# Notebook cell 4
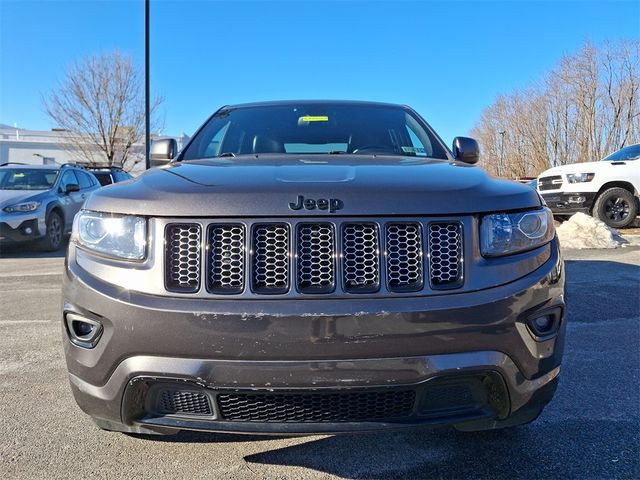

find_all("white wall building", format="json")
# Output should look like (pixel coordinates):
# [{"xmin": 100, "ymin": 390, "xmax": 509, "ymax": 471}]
[{"xmin": 0, "ymin": 124, "xmax": 188, "ymax": 173}]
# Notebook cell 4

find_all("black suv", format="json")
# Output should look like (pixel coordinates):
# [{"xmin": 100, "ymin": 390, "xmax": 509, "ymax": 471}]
[
  {"xmin": 62, "ymin": 101, "xmax": 565, "ymax": 435},
  {"xmin": 86, "ymin": 166, "xmax": 132, "ymax": 186}
]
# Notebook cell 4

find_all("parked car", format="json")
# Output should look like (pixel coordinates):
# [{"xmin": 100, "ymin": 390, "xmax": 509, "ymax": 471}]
[
  {"xmin": 63, "ymin": 100, "xmax": 564, "ymax": 436},
  {"xmin": 86, "ymin": 166, "xmax": 132, "ymax": 186},
  {"xmin": 0, "ymin": 163, "xmax": 101, "ymax": 250},
  {"xmin": 537, "ymin": 143, "xmax": 640, "ymax": 227}
]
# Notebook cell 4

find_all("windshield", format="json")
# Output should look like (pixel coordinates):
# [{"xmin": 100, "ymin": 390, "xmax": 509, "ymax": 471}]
[
  {"xmin": 181, "ymin": 103, "xmax": 449, "ymax": 160},
  {"xmin": 0, "ymin": 168, "xmax": 59, "ymax": 190},
  {"xmin": 603, "ymin": 144, "xmax": 640, "ymax": 161}
]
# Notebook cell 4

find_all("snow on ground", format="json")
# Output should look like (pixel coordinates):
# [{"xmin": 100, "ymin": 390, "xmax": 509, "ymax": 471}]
[{"xmin": 556, "ymin": 212, "xmax": 628, "ymax": 249}]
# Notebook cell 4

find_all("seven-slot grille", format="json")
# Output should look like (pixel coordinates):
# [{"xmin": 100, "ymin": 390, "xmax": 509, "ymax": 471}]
[{"xmin": 164, "ymin": 220, "xmax": 463, "ymax": 295}]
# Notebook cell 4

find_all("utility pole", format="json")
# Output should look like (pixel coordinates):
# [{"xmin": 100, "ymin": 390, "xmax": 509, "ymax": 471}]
[
  {"xmin": 498, "ymin": 130, "xmax": 506, "ymax": 177},
  {"xmin": 144, "ymin": 0, "xmax": 151, "ymax": 169}
]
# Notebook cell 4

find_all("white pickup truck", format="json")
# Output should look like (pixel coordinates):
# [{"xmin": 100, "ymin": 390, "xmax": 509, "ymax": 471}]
[{"xmin": 537, "ymin": 143, "xmax": 640, "ymax": 228}]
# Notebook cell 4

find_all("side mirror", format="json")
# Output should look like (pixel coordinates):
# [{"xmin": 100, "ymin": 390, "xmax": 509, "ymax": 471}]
[
  {"xmin": 150, "ymin": 138, "xmax": 178, "ymax": 167},
  {"xmin": 452, "ymin": 137, "xmax": 480, "ymax": 164},
  {"xmin": 65, "ymin": 183, "xmax": 80, "ymax": 194}
]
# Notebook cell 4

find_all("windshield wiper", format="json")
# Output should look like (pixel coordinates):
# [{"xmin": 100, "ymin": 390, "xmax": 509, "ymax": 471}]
[
  {"xmin": 217, "ymin": 152, "xmax": 236, "ymax": 158},
  {"xmin": 328, "ymin": 150, "xmax": 347, "ymax": 155}
]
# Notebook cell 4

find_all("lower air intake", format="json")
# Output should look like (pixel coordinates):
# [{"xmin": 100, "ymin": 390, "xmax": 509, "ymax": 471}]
[
  {"xmin": 157, "ymin": 389, "xmax": 212, "ymax": 416},
  {"xmin": 217, "ymin": 389, "xmax": 416, "ymax": 423}
]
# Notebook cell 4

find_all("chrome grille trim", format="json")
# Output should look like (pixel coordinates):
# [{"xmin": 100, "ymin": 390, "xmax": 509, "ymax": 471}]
[
  {"xmin": 165, "ymin": 223, "xmax": 201, "ymax": 292},
  {"xmin": 251, "ymin": 224, "xmax": 290, "ymax": 294},
  {"xmin": 342, "ymin": 223, "xmax": 380, "ymax": 293},
  {"xmin": 206, "ymin": 224, "xmax": 245, "ymax": 294},
  {"xmin": 428, "ymin": 222, "xmax": 463, "ymax": 289},
  {"xmin": 385, "ymin": 223, "xmax": 423, "ymax": 292},
  {"xmin": 297, "ymin": 223, "xmax": 336, "ymax": 294}
]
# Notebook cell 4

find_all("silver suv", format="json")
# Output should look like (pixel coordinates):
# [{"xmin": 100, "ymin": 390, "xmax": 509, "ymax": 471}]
[{"xmin": 0, "ymin": 163, "xmax": 101, "ymax": 251}]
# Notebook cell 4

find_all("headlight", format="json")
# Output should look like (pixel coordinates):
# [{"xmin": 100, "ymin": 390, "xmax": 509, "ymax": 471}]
[
  {"xmin": 480, "ymin": 208, "xmax": 554, "ymax": 257},
  {"xmin": 566, "ymin": 172, "xmax": 594, "ymax": 183},
  {"xmin": 76, "ymin": 211, "xmax": 146, "ymax": 260},
  {"xmin": 3, "ymin": 201, "xmax": 41, "ymax": 213}
]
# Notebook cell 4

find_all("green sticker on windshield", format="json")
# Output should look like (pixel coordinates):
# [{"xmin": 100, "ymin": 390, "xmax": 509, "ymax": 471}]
[{"xmin": 298, "ymin": 115, "xmax": 329, "ymax": 125}]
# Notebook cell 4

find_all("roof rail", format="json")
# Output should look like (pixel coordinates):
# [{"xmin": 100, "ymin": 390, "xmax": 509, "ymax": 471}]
[
  {"xmin": 0, "ymin": 162, "xmax": 28, "ymax": 167},
  {"xmin": 59, "ymin": 162, "xmax": 87, "ymax": 170},
  {"xmin": 85, "ymin": 164, "xmax": 124, "ymax": 170}
]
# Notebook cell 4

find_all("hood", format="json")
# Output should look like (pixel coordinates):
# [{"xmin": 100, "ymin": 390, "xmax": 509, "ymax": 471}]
[
  {"xmin": 84, "ymin": 155, "xmax": 541, "ymax": 217},
  {"xmin": 539, "ymin": 161, "xmax": 602, "ymax": 177},
  {"xmin": 0, "ymin": 190, "xmax": 47, "ymax": 210}
]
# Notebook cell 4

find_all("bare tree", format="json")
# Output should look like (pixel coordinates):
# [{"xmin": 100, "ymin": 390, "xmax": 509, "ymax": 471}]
[
  {"xmin": 43, "ymin": 51, "xmax": 163, "ymax": 171},
  {"xmin": 471, "ymin": 40, "xmax": 640, "ymax": 178}
]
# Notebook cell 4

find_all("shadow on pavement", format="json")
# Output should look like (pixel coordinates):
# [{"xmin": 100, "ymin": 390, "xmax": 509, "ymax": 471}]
[
  {"xmin": 0, "ymin": 237, "xmax": 68, "ymax": 259},
  {"xmin": 242, "ymin": 419, "xmax": 638, "ymax": 479}
]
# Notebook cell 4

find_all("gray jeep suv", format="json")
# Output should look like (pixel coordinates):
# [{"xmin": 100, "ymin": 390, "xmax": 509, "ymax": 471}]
[
  {"xmin": 62, "ymin": 101, "xmax": 565, "ymax": 435},
  {"xmin": 0, "ymin": 163, "xmax": 100, "ymax": 251}
]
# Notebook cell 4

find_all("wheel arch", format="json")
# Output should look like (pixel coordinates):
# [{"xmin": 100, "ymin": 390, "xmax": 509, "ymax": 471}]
[
  {"xmin": 45, "ymin": 201, "xmax": 65, "ymax": 226},
  {"xmin": 593, "ymin": 181, "xmax": 639, "ymax": 212}
]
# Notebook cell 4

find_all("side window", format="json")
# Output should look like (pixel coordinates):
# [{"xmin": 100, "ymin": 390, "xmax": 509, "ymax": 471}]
[
  {"xmin": 59, "ymin": 170, "xmax": 79, "ymax": 191},
  {"xmin": 204, "ymin": 121, "xmax": 231, "ymax": 157},
  {"xmin": 404, "ymin": 125, "xmax": 429, "ymax": 157},
  {"xmin": 76, "ymin": 171, "xmax": 94, "ymax": 189}
]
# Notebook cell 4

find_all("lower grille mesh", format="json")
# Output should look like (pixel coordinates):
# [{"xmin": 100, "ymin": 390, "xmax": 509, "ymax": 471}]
[
  {"xmin": 158, "ymin": 390, "xmax": 212, "ymax": 416},
  {"xmin": 217, "ymin": 390, "xmax": 416, "ymax": 423}
]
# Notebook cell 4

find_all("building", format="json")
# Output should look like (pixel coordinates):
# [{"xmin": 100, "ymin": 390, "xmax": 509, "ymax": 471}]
[{"xmin": 0, "ymin": 124, "xmax": 188, "ymax": 173}]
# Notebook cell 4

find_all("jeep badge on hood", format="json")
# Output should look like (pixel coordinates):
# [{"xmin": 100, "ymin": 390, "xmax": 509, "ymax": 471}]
[{"xmin": 289, "ymin": 195, "xmax": 344, "ymax": 213}]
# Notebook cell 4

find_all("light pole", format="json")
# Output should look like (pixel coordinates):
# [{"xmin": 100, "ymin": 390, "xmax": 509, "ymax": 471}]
[
  {"xmin": 144, "ymin": 0, "xmax": 151, "ymax": 170},
  {"xmin": 498, "ymin": 130, "xmax": 506, "ymax": 177}
]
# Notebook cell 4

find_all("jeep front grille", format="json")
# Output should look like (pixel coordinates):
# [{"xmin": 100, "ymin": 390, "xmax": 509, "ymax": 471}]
[
  {"xmin": 164, "ymin": 219, "xmax": 464, "ymax": 296},
  {"xmin": 207, "ymin": 224, "xmax": 245, "ymax": 294},
  {"xmin": 251, "ymin": 224, "xmax": 290, "ymax": 294},
  {"xmin": 342, "ymin": 223, "xmax": 380, "ymax": 293},
  {"xmin": 165, "ymin": 224, "xmax": 201, "ymax": 292},
  {"xmin": 297, "ymin": 223, "xmax": 335, "ymax": 293},
  {"xmin": 386, "ymin": 223, "xmax": 423, "ymax": 292},
  {"xmin": 428, "ymin": 223, "xmax": 463, "ymax": 288}
]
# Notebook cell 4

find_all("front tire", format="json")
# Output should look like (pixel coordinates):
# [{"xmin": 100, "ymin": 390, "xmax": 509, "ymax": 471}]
[
  {"xmin": 38, "ymin": 211, "xmax": 63, "ymax": 251},
  {"xmin": 593, "ymin": 187, "xmax": 637, "ymax": 228}
]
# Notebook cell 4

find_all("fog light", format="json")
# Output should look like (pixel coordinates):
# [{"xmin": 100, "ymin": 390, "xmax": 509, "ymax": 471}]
[
  {"xmin": 65, "ymin": 312, "xmax": 103, "ymax": 348},
  {"xmin": 533, "ymin": 315, "xmax": 553, "ymax": 332},
  {"xmin": 526, "ymin": 307, "xmax": 562, "ymax": 338},
  {"xmin": 24, "ymin": 227, "xmax": 33, "ymax": 235},
  {"xmin": 568, "ymin": 196, "xmax": 586, "ymax": 204}
]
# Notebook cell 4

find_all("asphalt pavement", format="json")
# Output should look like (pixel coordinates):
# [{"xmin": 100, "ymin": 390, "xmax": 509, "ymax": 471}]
[{"xmin": 1, "ymin": 243, "xmax": 639, "ymax": 479}]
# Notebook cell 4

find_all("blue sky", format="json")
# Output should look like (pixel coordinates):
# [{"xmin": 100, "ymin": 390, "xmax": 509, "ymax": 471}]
[{"xmin": 1, "ymin": 0, "xmax": 638, "ymax": 145}]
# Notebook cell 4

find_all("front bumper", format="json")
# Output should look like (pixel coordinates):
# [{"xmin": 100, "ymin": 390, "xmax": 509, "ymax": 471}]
[
  {"xmin": 541, "ymin": 192, "xmax": 596, "ymax": 215},
  {"xmin": 62, "ymin": 238, "xmax": 565, "ymax": 434},
  {"xmin": 0, "ymin": 218, "xmax": 43, "ymax": 242}
]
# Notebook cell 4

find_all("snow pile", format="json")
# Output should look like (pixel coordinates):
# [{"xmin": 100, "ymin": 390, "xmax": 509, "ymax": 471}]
[{"xmin": 556, "ymin": 212, "xmax": 628, "ymax": 249}]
